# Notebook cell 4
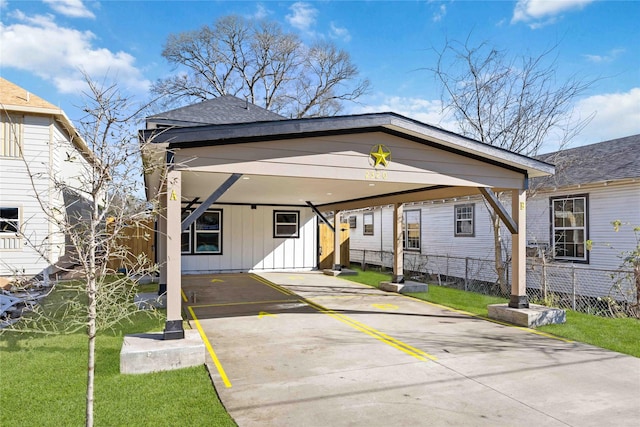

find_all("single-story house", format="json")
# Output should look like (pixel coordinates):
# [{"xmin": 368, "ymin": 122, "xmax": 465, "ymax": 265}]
[
  {"xmin": 141, "ymin": 96, "xmax": 554, "ymax": 339},
  {"xmin": 0, "ymin": 78, "xmax": 93, "ymax": 278}
]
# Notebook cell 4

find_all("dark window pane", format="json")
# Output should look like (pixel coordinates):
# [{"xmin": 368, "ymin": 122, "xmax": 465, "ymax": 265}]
[
  {"xmin": 276, "ymin": 224, "xmax": 298, "ymax": 237},
  {"xmin": 195, "ymin": 233, "xmax": 219, "ymax": 253},
  {"xmin": 181, "ymin": 232, "xmax": 190, "ymax": 253},
  {"xmin": 276, "ymin": 213, "xmax": 297, "ymax": 224},
  {"xmin": 0, "ymin": 207, "xmax": 19, "ymax": 233},
  {"xmin": 196, "ymin": 212, "xmax": 219, "ymax": 230}
]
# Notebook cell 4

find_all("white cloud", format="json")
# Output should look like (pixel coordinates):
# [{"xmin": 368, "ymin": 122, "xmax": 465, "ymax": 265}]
[
  {"xmin": 43, "ymin": 0, "xmax": 95, "ymax": 19},
  {"xmin": 0, "ymin": 12, "xmax": 149, "ymax": 95},
  {"xmin": 329, "ymin": 22, "xmax": 351, "ymax": 42},
  {"xmin": 433, "ymin": 4, "xmax": 447, "ymax": 22},
  {"xmin": 249, "ymin": 3, "xmax": 270, "ymax": 21},
  {"xmin": 512, "ymin": 0, "xmax": 594, "ymax": 28},
  {"xmin": 583, "ymin": 48, "xmax": 625, "ymax": 64},
  {"xmin": 350, "ymin": 95, "xmax": 456, "ymax": 131},
  {"xmin": 573, "ymin": 88, "xmax": 640, "ymax": 144},
  {"xmin": 286, "ymin": 2, "xmax": 318, "ymax": 32}
]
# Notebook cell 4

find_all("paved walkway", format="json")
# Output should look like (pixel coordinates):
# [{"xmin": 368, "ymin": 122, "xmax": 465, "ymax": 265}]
[{"xmin": 182, "ymin": 272, "xmax": 640, "ymax": 427}]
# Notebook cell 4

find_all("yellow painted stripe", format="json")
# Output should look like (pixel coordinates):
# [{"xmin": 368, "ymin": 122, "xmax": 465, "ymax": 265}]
[
  {"xmin": 252, "ymin": 274, "xmax": 435, "ymax": 362},
  {"xmin": 191, "ymin": 299, "xmax": 297, "ymax": 308},
  {"xmin": 303, "ymin": 298, "xmax": 436, "ymax": 361},
  {"xmin": 188, "ymin": 306, "xmax": 232, "ymax": 388},
  {"xmin": 250, "ymin": 274, "xmax": 296, "ymax": 296},
  {"xmin": 181, "ymin": 289, "xmax": 188, "ymax": 302}
]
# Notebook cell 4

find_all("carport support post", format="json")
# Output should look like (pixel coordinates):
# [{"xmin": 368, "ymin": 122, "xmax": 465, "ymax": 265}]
[
  {"xmin": 333, "ymin": 210, "xmax": 341, "ymax": 271},
  {"xmin": 392, "ymin": 203, "xmax": 404, "ymax": 283},
  {"xmin": 164, "ymin": 169, "xmax": 185, "ymax": 339},
  {"xmin": 510, "ymin": 188, "xmax": 529, "ymax": 308}
]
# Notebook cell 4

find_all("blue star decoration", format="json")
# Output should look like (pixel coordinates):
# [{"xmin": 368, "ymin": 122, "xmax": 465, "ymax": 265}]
[{"xmin": 370, "ymin": 144, "xmax": 391, "ymax": 168}]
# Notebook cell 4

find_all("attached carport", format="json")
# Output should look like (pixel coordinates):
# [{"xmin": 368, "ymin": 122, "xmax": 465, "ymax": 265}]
[{"xmin": 141, "ymin": 110, "xmax": 554, "ymax": 339}]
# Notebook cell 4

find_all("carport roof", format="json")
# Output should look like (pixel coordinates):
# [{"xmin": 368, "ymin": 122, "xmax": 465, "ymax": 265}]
[{"xmin": 142, "ymin": 111, "xmax": 555, "ymax": 178}]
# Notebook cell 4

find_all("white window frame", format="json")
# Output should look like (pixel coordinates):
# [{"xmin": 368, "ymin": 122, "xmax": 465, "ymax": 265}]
[
  {"xmin": 363, "ymin": 212, "xmax": 374, "ymax": 235},
  {"xmin": 454, "ymin": 203, "xmax": 475, "ymax": 237},
  {"xmin": 403, "ymin": 209, "xmax": 421, "ymax": 251},
  {"xmin": 273, "ymin": 211, "xmax": 300, "ymax": 238},
  {"xmin": 551, "ymin": 195, "xmax": 588, "ymax": 262}
]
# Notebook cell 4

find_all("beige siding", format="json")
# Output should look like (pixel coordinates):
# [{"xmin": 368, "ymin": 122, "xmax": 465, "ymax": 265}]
[{"xmin": 175, "ymin": 133, "xmax": 526, "ymax": 189}]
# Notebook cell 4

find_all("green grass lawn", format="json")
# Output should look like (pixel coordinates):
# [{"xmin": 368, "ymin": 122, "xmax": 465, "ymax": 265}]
[
  {"xmin": 0, "ymin": 284, "xmax": 236, "ymax": 427},
  {"xmin": 344, "ymin": 266, "xmax": 640, "ymax": 358}
]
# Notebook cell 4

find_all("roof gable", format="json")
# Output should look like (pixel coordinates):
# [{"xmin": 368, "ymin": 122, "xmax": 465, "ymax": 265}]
[
  {"xmin": 0, "ymin": 78, "xmax": 60, "ymax": 110},
  {"xmin": 146, "ymin": 95, "xmax": 286, "ymax": 128}
]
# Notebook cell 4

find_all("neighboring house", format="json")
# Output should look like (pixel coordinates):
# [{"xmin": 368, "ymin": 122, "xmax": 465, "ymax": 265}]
[
  {"xmin": 347, "ymin": 135, "xmax": 640, "ymax": 297},
  {"xmin": 0, "ymin": 78, "xmax": 92, "ymax": 278}
]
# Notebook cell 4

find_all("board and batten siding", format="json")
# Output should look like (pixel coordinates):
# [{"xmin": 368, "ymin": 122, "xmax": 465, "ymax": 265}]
[{"xmin": 181, "ymin": 205, "xmax": 317, "ymax": 274}]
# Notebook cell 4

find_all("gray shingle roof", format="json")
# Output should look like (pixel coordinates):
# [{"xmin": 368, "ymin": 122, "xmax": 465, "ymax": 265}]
[
  {"xmin": 534, "ymin": 134, "xmax": 640, "ymax": 189},
  {"xmin": 147, "ymin": 95, "xmax": 286, "ymax": 127}
]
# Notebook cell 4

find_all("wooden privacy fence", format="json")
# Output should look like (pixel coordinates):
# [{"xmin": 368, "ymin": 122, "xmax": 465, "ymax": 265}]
[
  {"xmin": 319, "ymin": 223, "xmax": 350, "ymax": 270},
  {"xmin": 106, "ymin": 220, "xmax": 155, "ymax": 272}
]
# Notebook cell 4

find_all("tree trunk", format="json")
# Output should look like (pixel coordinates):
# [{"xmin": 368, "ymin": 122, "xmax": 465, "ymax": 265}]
[{"xmin": 86, "ymin": 198, "xmax": 99, "ymax": 427}]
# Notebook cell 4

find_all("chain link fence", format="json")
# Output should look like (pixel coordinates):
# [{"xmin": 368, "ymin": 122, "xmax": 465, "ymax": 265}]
[{"xmin": 350, "ymin": 249, "xmax": 638, "ymax": 318}]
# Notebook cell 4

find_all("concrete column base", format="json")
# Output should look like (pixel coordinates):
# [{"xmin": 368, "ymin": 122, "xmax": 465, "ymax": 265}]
[
  {"xmin": 120, "ymin": 329, "xmax": 204, "ymax": 374},
  {"xmin": 379, "ymin": 281, "xmax": 428, "ymax": 294},
  {"xmin": 488, "ymin": 303, "xmax": 566, "ymax": 328},
  {"xmin": 323, "ymin": 268, "xmax": 357, "ymax": 277}
]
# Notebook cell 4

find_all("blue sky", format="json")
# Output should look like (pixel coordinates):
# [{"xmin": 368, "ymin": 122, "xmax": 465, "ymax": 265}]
[{"xmin": 1, "ymin": 0, "xmax": 638, "ymax": 151}]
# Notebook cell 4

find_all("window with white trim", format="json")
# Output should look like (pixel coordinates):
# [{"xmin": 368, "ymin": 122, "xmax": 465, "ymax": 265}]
[
  {"xmin": 403, "ymin": 209, "xmax": 421, "ymax": 251},
  {"xmin": 454, "ymin": 203, "xmax": 475, "ymax": 237},
  {"xmin": 274, "ymin": 211, "xmax": 299, "ymax": 238},
  {"xmin": 363, "ymin": 212, "xmax": 374, "ymax": 235},
  {"xmin": 194, "ymin": 211, "xmax": 222, "ymax": 253},
  {"xmin": 0, "ymin": 113, "xmax": 23, "ymax": 158},
  {"xmin": 551, "ymin": 195, "xmax": 588, "ymax": 262}
]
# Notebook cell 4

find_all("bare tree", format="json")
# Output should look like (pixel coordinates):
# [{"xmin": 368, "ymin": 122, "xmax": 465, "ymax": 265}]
[
  {"xmin": 429, "ymin": 38, "xmax": 593, "ymax": 294},
  {"xmin": 153, "ymin": 15, "xmax": 370, "ymax": 118},
  {"xmin": 1, "ymin": 74, "xmax": 160, "ymax": 427}
]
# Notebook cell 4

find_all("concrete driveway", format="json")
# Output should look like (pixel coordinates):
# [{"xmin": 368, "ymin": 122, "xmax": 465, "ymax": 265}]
[{"xmin": 182, "ymin": 272, "xmax": 640, "ymax": 427}]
